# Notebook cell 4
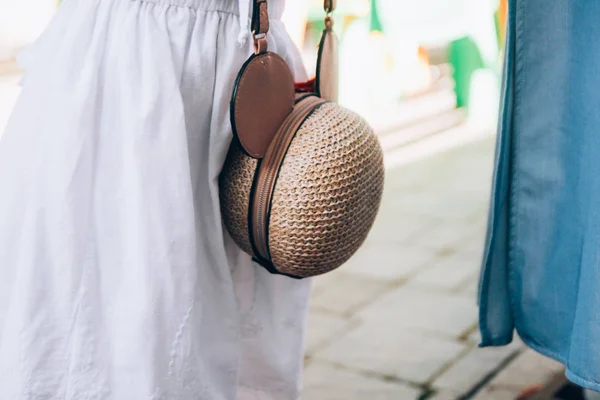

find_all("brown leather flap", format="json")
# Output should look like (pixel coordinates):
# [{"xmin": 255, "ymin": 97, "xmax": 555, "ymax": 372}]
[{"xmin": 230, "ymin": 52, "xmax": 295, "ymax": 159}]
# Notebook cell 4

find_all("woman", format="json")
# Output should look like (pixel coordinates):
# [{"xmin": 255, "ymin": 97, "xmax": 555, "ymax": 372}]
[
  {"xmin": 480, "ymin": 0, "xmax": 600, "ymax": 395},
  {"xmin": 0, "ymin": 0, "xmax": 311, "ymax": 398}
]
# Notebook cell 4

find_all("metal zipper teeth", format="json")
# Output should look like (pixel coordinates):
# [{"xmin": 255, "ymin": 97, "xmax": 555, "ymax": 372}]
[{"xmin": 252, "ymin": 97, "xmax": 325, "ymax": 261}]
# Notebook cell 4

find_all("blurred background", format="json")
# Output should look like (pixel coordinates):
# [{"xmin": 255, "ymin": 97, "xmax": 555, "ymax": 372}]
[{"xmin": 0, "ymin": 0, "xmax": 573, "ymax": 399}]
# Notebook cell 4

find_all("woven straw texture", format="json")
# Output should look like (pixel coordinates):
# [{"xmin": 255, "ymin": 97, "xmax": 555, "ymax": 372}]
[
  {"xmin": 219, "ymin": 140, "xmax": 257, "ymax": 256},
  {"xmin": 219, "ymin": 101, "xmax": 384, "ymax": 277}
]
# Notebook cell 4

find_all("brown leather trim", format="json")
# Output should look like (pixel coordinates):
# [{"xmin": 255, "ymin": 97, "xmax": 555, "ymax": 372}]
[
  {"xmin": 250, "ymin": 96, "xmax": 325, "ymax": 262},
  {"xmin": 294, "ymin": 92, "xmax": 316, "ymax": 104},
  {"xmin": 251, "ymin": 256, "xmax": 304, "ymax": 279},
  {"xmin": 254, "ymin": 37, "xmax": 268, "ymax": 54},
  {"xmin": 247, "ymin": 158, "xmax": 262, "ymax": 259}
]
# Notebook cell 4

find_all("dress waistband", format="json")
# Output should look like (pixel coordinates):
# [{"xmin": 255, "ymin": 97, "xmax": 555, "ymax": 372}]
[
  {"xmin": 135, "ymin": 0, "xmax": 284, "ymax": 18},
  {"xmin": 135, "ymin": 0, "xmax": 284, "ymax": 45}
]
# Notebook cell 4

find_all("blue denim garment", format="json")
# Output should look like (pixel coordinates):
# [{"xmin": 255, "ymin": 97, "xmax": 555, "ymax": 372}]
[{"xmin": 479, "ymin": 0, "xmax": 600, "ymax": 391}]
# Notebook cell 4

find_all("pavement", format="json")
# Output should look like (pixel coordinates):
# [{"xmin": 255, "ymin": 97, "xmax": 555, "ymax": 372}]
[
  {"xmin": 0, "ymin": 72, "xmax": 567, "ymax": 399},
  {"xmin": 303, "ymin": 135, "xmax": 565, "ymax": 399}
]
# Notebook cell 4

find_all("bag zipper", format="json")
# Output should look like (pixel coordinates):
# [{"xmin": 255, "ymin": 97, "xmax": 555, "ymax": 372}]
[{"xmin": 251, "ymin": 96, "xmax": 325, "ymax": 261}]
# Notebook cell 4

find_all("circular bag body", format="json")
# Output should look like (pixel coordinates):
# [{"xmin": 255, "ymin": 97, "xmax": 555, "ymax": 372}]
[{"xmin": 219, "ymin": 98, "xmax": 384, "ymax": 278}]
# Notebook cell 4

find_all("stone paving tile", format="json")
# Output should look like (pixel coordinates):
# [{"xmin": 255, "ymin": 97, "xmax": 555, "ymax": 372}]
[
  {"xmin": 314, "ymin": 321, "xmax": 468, "ymax": 384},
  {"xmin": 342, "ymin": 242, "xmax": 438, "ymax": 281},
  {"xmin": 407, "ymin": 221, "xmax": 473, "ymax": 253},
  {"xmin": 584, "ymin": 390, "xmax": 600, "ymax": 400},
  {"xmin": 458, "ymin": 227, "xmax": 487, "ymax": 255},
  {"xmin": 365, "ymin": 205, "xmax": 435, "ymax": 245},
  {"xmin": 445, "ymin": 138, "xmax": 496, "ymax": 168},
  {"xmin": 380, "ymin": 192, "xmax": 478, "ymax": 224},
  {"xmin": 457, "ymin": 276, "xmax": 480, "ymax": 300},
  {"xmin": 303, "ymin": 361, "xmax": 420, "ymax": 400},
  {"xmin": 463, "ymin": 216, "xmax": 488, "ymax": 240},
  {"xmin": 436, "ymin": 168, "xmax": 493, "ymax": 196},
  {"xmin": 384, "ymin": 167, "xmax": 431, "ymax": 192},
  {"xmin": 304, "ymin": 137, "xmax": 564, "ymax": 398},
  {"xmin": 468, "ymin": 327, "xmax": 482, "ymax": 344},
  {"xmin": 411, "ymin": 250, "xmax": 482, "ymax": 292},
  {"xmin": 310, "ymin": 272, "xmax": 389, "ymax": 316},
  {"xmin": 432, "ymin": 339, "xmax": 524, "ymax": 395},
  {"xmin": 471, "ymin": 387, "xmax": 520, "ymax": 400},
  {"xmin": 428, "ymin": 391, "xmax": 462, "ymax": 400},
  {"xmin": 428, "ymin": 199, "xmax": 486, "ymax": 223},
  {"xmin": 311, "ymin": 268, "xmax": 345, "ymax": 295},
  {"xmin": 381, "ymin": 167, "xmax": 491, "ymax": 227},
  {"xmin": 305, "ymin": 310, "xmax": 355, "ymax": 354},
  {"xmin": 357, "ymin": 286, "xmax": 478, "ymax": 337},
  {"xmin": 488, "ymin": 349, "xmax": 564, "ymax": 390},
  {"xmin": 384, "ymin": 159, "xmax": 448, "ymax": 192}
]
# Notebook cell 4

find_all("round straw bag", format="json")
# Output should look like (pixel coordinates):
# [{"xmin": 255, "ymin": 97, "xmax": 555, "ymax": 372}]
[{"xmin": 219, "ymin": 0, "xmax": 384, "ymax": 278}]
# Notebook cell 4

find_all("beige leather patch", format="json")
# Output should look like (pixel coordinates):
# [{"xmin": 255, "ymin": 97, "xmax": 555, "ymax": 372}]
[
  {"xmin": 316, "ymin": 29, "xmax": 339, "ymax": 103},
  {"xmin": 231, "ymin": 52, "xmax": 295, "ymax": 159}
]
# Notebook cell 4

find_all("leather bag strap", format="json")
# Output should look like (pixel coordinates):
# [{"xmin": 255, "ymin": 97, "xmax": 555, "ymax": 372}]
[
  {"xmin": 251, "ymin": 0, "xmax": 336, "ymax": 53},
  {"xmin": 324, "ymin": 0, "xmax": 336, "ymax": 30},
  {"xmin": 252, "ymin": 0, "xmax": 269, "ymax": 36},
  {"xmin": 252, "ymin": 0, "xmax": 336, "ymax": 34},
  {"xmin": 324, "ymin": 0, "xmax": 336, "ymax": 13},
  {"xmin": 252, "ymin": 0, "xmax": 269, "ymax": 53}
]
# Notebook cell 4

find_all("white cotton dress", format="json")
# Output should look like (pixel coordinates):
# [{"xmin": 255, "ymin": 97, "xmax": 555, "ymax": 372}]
[{"xmin": 0, "ymin": 0, "xmax": 312, "ymax": 399}]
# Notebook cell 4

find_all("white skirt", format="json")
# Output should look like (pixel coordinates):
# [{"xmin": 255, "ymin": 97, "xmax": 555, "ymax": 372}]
[{"xmin": 0, "ymin": 0, "xmax": 311, "ymax": 399}]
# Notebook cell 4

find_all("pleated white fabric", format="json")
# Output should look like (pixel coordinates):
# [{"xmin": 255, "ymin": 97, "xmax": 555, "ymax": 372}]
[{"xmin": 0, "ymin": 0, "xmax": 312, "ymax": 399}]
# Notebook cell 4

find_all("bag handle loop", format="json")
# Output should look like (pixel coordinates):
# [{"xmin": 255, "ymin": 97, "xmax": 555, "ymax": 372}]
[
  {"xmin": 324, "ymin": 0, "xmax": 336, "ymax": 29},
  {"xmin": 251, "ymin": 0, "xmax": 269, "ymax": 54}
]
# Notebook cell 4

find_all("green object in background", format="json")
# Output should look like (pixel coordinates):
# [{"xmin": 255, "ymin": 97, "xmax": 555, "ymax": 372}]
[
  {"xmin": 448, "ymin": 36, "xmax": 485, "ymax": 108},
  {"xmin": 369, "ymin": 0, "xmax": 383, "ymax": 33}
]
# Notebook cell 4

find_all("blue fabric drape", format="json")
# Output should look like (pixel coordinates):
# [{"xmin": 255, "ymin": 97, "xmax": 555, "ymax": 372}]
[{"xmin": 479, "ymin": 0, "xmax": 600, "ymax": 391}]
